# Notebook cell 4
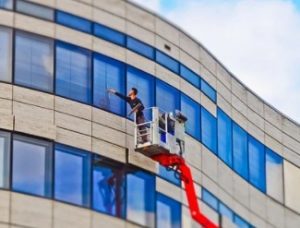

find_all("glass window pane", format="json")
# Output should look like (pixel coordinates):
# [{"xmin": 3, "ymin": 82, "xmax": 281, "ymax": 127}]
[
  {"xmin": 158, "ymin": 165, "xmax": 181, "ymax": 186},
  {"xmin": 202, "ymin": 189, "xmax": 218, "ymax": 211},
  {"xmin": 201, "ymin": 79, "xmax": 216, "ymax": 102},
  {"xmin": 12, "ymin": 135, "xmax": 52, "ymax": 197},
  {"xmin": 93, "ymin": 54, "xmax": 125, "ymax": 116},
  {"xmin": 56, "ymin": 11, "xmax": 92, "ymax": 33},
  {"xmin": 266, "ymin": 148, "xmax": 283, "ymax": 201},
  {"xmin": 248, "ymin": 136, "xmax": 266, "ymax": 192},
  {"xmin": 217, "ymin": 109, "xmax": 232, "ymax": 166},
  {"xmin": 127, "ymin": 37, "xmax": 154, "ymax": 59},
  {"xmin": 54, "ymin": 144, "xmax": 91, "ymax": 206},
  {"xmin": 181, "ymin": 94, "xmax": 201, "ymax": 140},
  {"xmin": 156, "ymin": 50, "xmax": 179, "ymax": 74},
  {"xmin": 156, "ymin": 79, "xmax": 180, "ymax": 113},
  {"xmin": 156, "ymin": 193, "xmax": 181, "ymax": 228},
  {"xmin": 180, "ymin": 65, "xmax": 200, "ymax": 88},
  {"xmin": 234, "ymin": 215, "xmax": 251, "ymax": 228},
  {"xmin": 0, "ymin": 131, "xmax": 10, "ymax": 189},
  {"xmin": 232, "ymin": 122, "xmax": 248, "ymax": 179},
  {"xmin": 0, "ymin": 26, "xmax": 12, "ymax": 82},
  {"xmin": 219, "ymin": 203, "xmax": 233, "ymax": 221},
  {"xmin": 16, "ymin": 0, "xmax": 54, "ymax": 20},
  {"xmin": 201, "ymin": 107, "xmax": 217, "ymax": 153},
  {"xmin": 93, "ymin": 155, "xmax": 125, "ymax": 217},
  {"xmin": 56, "ymin": 42, "xmax": 92, "ymax": 103},
  {"xmin": 94, "ymin": 23, "xmax": 125, "ymax": 46},
  {"xmin": 15, "ymin": 32, "xmax": 54, "ymax": 92},
  {"xmin": 0, "ymin": 0, "xmax": 13, "ymax": 9},
  {"xmin": 126, "ymin": 171, "xmax": 155, "ymax": 227}
]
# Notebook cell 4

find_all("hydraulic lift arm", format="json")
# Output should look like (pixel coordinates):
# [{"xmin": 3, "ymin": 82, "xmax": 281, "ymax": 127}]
[{"xmin": 152, "ymin": 154, "xmax": 219, "ymax": 228}]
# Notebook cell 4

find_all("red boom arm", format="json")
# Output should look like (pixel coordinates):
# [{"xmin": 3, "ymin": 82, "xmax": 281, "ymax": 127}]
[{"xmin": 152, "ymin": 154, "xmax": 219, "ymax": 228}]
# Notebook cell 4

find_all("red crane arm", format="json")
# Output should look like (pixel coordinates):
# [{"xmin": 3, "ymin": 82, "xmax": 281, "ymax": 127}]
[{"xmin": 151, "ymin": 154, "xmax": 219, "ymax": 228}]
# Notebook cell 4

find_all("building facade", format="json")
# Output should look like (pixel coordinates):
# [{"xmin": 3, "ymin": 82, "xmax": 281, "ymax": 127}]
[{"xmin": 0, "ymin": 0, "xmax": 299, "ymax": 227}]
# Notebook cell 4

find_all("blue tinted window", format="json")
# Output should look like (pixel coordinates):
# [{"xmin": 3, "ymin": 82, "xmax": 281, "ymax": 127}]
[
  {"xmin": 93, "ymin": 54, "xmax": 125, "ymax": 115},
  {"xmin": 127, "ymin": 37, "xmax": 154, "ymax": 59},
  {"xmin": 266, "ymin": 148, "xmax": 283, "ymax": 201},
  {"xmin": 248, "ymin": 136, "xmax": 266, "ymax": 192},
  {"xmin": 232, "ymin": 123, "xmax": 248, "ymax": 179},
  {"xmin": 156, "ymin": 79, "xmax": 180, "ymax": 113},
  {"xmin": 56, "ymin": 11, "xmax": 92, "ymax": 33},
  {"xmin": 181, "ymin": 94, "xmax": 201, "ymax": 140},
  {"xmin": 94, "ymin": 23, "xmax": 125, "ymax": 46},
  {"xmin": 0, "ymin": 0, "xmax": 13, "ymax": 9},
  {"xmin": 15, "ymin": 32, "xmax": 54, "ymax": 92},
  {"xmin": 219, "ymin": 203, "xmax": 234, "ymax": 221},
  {"xmin": 158, "ymin": 165, "xmax": 181, "ymax": 186},
  {"xmin": 202, "ymin": 189, "xmax": 218, "ymax": 211},
  {"xmin": 56, "ymin": 42, "xmax": 92, "ymax": 103},
  {"xmin": 201, "ymin": 79, "xmax": 216, "ymax": 102},
  {"xmin": 127, "ymin": 66, "xmax": 155, "ymax": 119},
  {"xmin": 180, "ymin": 65, "xmax": 200, "ymax": 88},
  {"xmin": 93, "ymin": 155, "xmax": 125, "ymax": 217},
  {"xmin": 0, "ymin": 131, "xmax": 10, "ymax": 189},
  {"xmin": 201, "ymin": 107, "xmax": 217, "ymax": 153},
  {"xmin": 12, "ymin": 135, "xmax": 52, "ymax": 197},
  {"xmin": 126, "ymin": 171, "xmax": 155, "ymax": 227},
  {"xmin": 16, "ymin": 0, "xmax": 54, "ymax": 20},
  {"xmin": 0, "ymin": 27, "xmax": 12, "ymax": 82},
  {"xmin": 217, "ymin": 109, "xmax": 232, "ymax": 166},
  {"xmin": 156, "ymin": 193, "xmax": 181, "ymax": 228},
  {"xmin": 234, "ymin": 215, "xmax": 251, "ymax": 228},
  {"xmin": 55, "ymin": 144, "xmax": 91, "ymax": 207},
  {"xmin": 156, "ymin": 50, "xmax": 179, "ymax": 73}
]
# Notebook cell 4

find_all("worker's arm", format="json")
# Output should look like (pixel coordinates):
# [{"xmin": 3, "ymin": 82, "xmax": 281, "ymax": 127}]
[{"xmin": 108, "ymin": 89, "xmax": 130, "ymax": 102}]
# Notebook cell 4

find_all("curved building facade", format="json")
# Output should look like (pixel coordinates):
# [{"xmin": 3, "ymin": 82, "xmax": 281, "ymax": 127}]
[{"xmin": 0, "ymin": 0, "xmax": 299, "ymax": 227}]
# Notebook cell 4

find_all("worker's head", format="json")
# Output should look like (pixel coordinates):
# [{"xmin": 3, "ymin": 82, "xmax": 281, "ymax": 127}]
[{"xmin": 128, "ymin": 87, "xmax": 138, "ymax": 98}]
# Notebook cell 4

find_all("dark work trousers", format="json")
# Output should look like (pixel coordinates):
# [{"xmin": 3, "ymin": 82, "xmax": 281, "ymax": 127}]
[{"xmin": 136, "ymin": 114, "xmax": 147, "ymax": 143}]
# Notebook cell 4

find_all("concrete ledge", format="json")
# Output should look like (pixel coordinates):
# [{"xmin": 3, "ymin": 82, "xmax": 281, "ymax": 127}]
[
  {"xmin": 0, "ymin": 191, "xmax": 10, "ymax": 223},
  {"xmin": 92, "ymin": 211, "xmax": 126, "ymax": 228},
  {"xmin": 0, "ymin": 10, "xmax": 14, "ymax": 27},
  {"xmin": 0, "ymin": 114, "xmax": 13, "ymax": 131},
  {"xmin": 128, "ymin": 151, "xmax": 158, "ymax": 174},
  {"xmin": 156, "ymin": 177, "xmax": 182, "ymax": 202}
]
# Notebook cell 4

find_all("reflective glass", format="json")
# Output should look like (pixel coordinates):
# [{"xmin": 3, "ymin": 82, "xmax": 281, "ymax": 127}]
[
  {"xmin": 201, "ymin": 107, "xmax": 217, "ymax": 153},
  {"xmin": 126, "ymin": 171, "xmax": 155, "ymax": 227},
  {"xmin": 158, "ymin": 165, "xmax": 181, "ymax": 186},
  {"xmin": 156, "ymin": 50, "xmax": 179, "ymax": 73},
  {"xmin": 219, "ymin": 203, "xmax": 234, "ymax": 221},
  {"xmin": 0, "ymin": 0, "xmax": 13, "ymax": 9},
  {"xmin": 16, "ymin": 0, "xmax": 54, "ymax": 20},
  {"xmin": 15, "ymin": 32, "xmax": 54, "ymax": 92},
  {"xmin": 0, "ymin": 131, "xmax": 10, "ymax": 188},
  {"xmin": 55, "ymin": 144, "xmax": 91, "ymax": 206},
  {"xmin": 202, "ymin": 189, "xmax": 218, "ymax": 211},
  {"xmin": 56, "ymin": 11, "xmax": 92, "ymax": 33},
  {"xmin": 93, "ymin": 54, "xmax": 125, "ymax": 116},
  {"xmin": 181, "ymin": 94, "xmax": 201, "ymax": 140},
  {"xmin": 12, "ymin": 135, "xmax": 52, "ymax": 197},
  {"xmin": 94, "ymin": 23, "xmax": 126, "ymax": 46},
  {"xmin": 156, "ymin": 79, "xmax": 180, "ymax": 113},
  {"xmin": 127, "ymin": 37, "xmax": 154, "ymax": 59},
  {"xmin": 232, "ymin": 123, "xmax": 248, "ymax": 179},
  {"xmin": 180, "ymin": 65, "xmax": 200, "ymax": 88},
  {"xmin": 156, "ymin": 193, "xmax": 181, "ymax": 228},
  {"xmin": 266, "ymin": 148, "xmax": 283, "ymax": 201},
  {"xmin": 234, "ymin": 215, "xmax": 251, "ymax": 228},
  {"xmin": 201, "ymin": 79, "xmax": 217, "ymax": 102},
  {"xmin": 0, "ymin": 26, "xmax": 12, "ymax": 82},
  {"xmin": 217, "ymin": 109, "xmax": 232, "ymax": 166},
  {"xmin": 56, "ymin": 42, "xmax": 92, "ymax": 103},
  {"xmin": 248, "ymin": 136, "xmax": 266, "ymax": 192}
]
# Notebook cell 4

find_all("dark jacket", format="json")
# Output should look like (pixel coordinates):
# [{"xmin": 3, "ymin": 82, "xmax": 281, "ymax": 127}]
[{"xmin": 115, "ymin": 92, "xmax": 144, "ymax": 117}]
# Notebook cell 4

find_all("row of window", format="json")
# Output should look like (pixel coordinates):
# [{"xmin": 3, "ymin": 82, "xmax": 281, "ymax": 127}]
[
  {"xmin": 0, "ymin": 131, "xmax": 181, "ymax": 227},
  {"xmin": 202, "ymin": 188, "xmax": 253, "ymax": 228},
  {"xmin": 0, "ymin": 0, "xmax": 217, "ymax": 102},
  {"xmin": 0, "ymin": 27, "xmax": 285, "ymax": 203}
]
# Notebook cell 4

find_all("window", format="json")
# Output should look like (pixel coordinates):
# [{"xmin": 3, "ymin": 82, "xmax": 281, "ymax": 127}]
[
  {"xmin": 181, "ymin": 94, "xmax": 201, "ymax": 140},
  {"xmin": 201, "ymin": 79, "xmax": 217, "ymax": 102},
  {"xmin": 232, "ymin": 122, "xmax": 248, "ymax": 179},
  {"xmin": 127, "ymin": 37, "xmax": 154, "ymax": 59},
  {"xmin": 16, "ymin": 0, "xmax": 54, "ymax": 20},
  {"xmin": 127, "ymin": 66, "xmax": 155, "ymax": 119},
  {"xmin": 15, "ymin": 32, "xmax": 54, "ymax": 92},
  {"xmin": 12, "ymin": 135, "xmax": 52, "ymax": 197},
  {"xmin": 56, "ymin": 42, "xmax": 92, "ymax": 103},
  {"xmin": 0, "ymin": 0, "xmax": 13, "ymax": 9},
  {"xmin": 248, "ymin": 136, "xmax": 266, "ymax": 192},
  {"xmin": 266, "ymin": 148, "xmax": 283, "ymax": 201},
  {"xmin": 202, "ymin": 189, "xmax": 218, "ymax": 211},
  {"xmin": 201, "ymin": 107, "xmax": 217, "ymax": 153},
  {"xmin": 93, "ymin": 155, "xmax": 125, "ymax": 217},
  {"xmin": 94, "ymin": 23, "xmax": 126, "ymax": 46},
  {"xmin": 54, "ymin": 144, "xmax": 91, "ymax": 206},
  {"xmin": 180, "ymin": 65, "xmax": 200, "ymax": 88},
  {"xmin": 126, "ymin": 170, "xmax": 155, "ymax": 227},
  {"xmin": 234, "ymin": 215, "xmax": 251, "ymax": 228},
  {"xmin": 156, "ymin": 193, "xmax": 181, "ymax": 228},
  {"xmin": 0, "ymin": 131, "xmax": 10, "ymax": 189},
  {"xmin": 156, "ymin": 50, "xmax": 179, "ymax": 74},
  {"xmin": 93, "ymin": 54, "xmax": 126, "ymax": 116},
  {"xmin": 156, "ymin": 79, "xmax": 180, "ymax": 113},
  {"xmin": 219, "ymin": 203, "xmax": 233, "ymax": 221},
  {"xmin": 217, "ymin": 109, "xmax": 232, "ymax": 166},
  {"xmin": 158, "ymin": 165, "xmax": 181, "ymax": 186},
  {"xmin": 56, "ymin": 11, "xmax": 92, "ymax": 33},
  {"xmin": 0, "ymin": 26, "xmax": 12, "ymax": 82}
]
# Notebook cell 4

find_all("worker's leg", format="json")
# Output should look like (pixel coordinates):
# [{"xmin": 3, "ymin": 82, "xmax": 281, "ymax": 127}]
[{"xmin": 137, "ymin": 115, "xmax": 148, "ymax": 143}]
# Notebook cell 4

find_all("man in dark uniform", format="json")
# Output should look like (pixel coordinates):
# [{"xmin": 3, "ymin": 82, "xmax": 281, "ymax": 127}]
[{"xmin": 108, "ymin": 87, "xmax": 147, "ymax": 143}]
